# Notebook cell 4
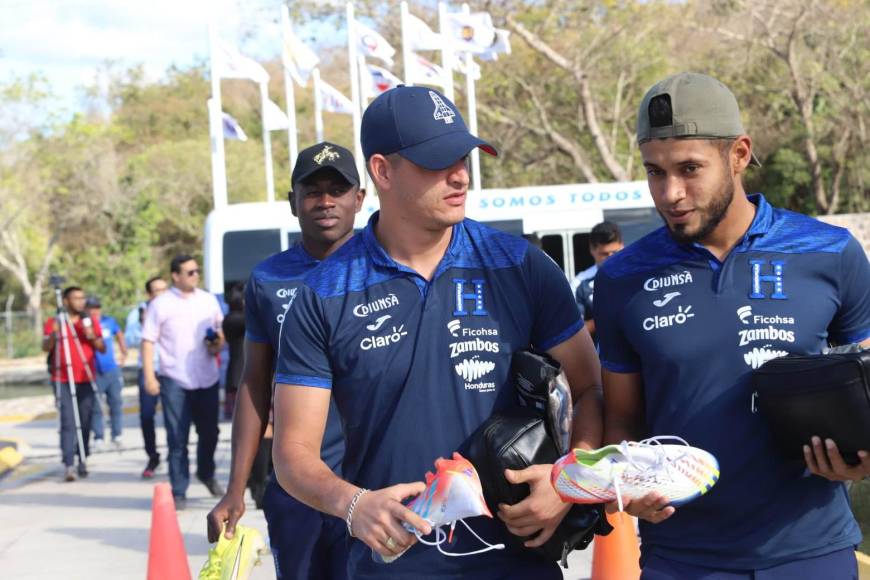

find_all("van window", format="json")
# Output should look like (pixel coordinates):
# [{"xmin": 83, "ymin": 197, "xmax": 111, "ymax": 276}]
[
  {"xmin": 541, "ymin": 234, "xmax": 565, "ymax": 270},
  {"xmin": 603, "ymin": 208, "xmax": 661, "ymax": 245},
  {"xmin": 572, "ymin": 233, "xmax": 594, "ymax": 275},
  {"xmin": 223, "ymin": 229, "xmax": 281, "ymax": 293}
]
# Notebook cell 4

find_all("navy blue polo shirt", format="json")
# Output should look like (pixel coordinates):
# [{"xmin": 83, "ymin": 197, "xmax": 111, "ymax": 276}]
[
  {"xmin": 276, "ymin": 213, "xmax": 582, "ymax": 579},
  {"xmin": 595, "ymin": 194, "xmax": 870, "ymax": 569},
  {"xmin": 245, "ymin": 245, "xmax": 345, "ymax": 472}
]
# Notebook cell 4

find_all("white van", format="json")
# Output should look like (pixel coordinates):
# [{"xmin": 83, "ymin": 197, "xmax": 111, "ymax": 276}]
[{"xmin": 203, "ymin": 181, "xmax": 660, "ymax": 295}]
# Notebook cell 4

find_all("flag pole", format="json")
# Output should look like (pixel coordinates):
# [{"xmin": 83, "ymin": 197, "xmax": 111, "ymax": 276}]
[
  {"xmin": 313, "ymin": 68, "xmax": 324, "ymax": 142},
  {"xmin": 400, "ymin": 2, "xmax": 413, "ymax": 86},
  {"xmin": 358, "ymin": 54, "xmax": 375, "ymax": 195},
  {"xmin": 437, "ymin": 1, "xmax": 455, "ymax": 101},
  {"xmin": 462, "ymin": 3, "xmax": 481, "ymax": 192},
  {"xmin": 346, "ymin": 2, "xmax": 365, "ymax": 183},
  {"xmin": 358, "ymin": 55, "xmax": 369, "ymax": 106},
  {"xmin": 281, "ymin": 5, "xmax": 299, "ymax": 174},
  {"xmin": 207, "ymin": 18, "xmax": 229, "ymax": 208},
  {"xmin": 260, "ymin": 82, "xmax": 276, "ymax": 202}
]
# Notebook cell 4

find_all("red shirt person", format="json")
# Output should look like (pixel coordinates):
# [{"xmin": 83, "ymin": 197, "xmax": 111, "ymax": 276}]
[
  {"xmin": 44, "ymin": 313, "xmax": 103, "ymax": 383},
  {"xmin": 42, "ymin": 286, "xmax": 105, "ymax": 481}
]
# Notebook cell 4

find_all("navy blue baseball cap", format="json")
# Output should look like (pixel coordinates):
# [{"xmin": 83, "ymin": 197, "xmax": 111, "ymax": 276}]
[{"xmin": 361, "ymin": 85, "xmax": 497, "ymax": 171}]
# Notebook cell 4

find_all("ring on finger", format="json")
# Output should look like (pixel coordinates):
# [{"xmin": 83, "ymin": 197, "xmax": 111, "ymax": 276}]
[{"xmin": 385, "ymin": 536, "xmax": 397, "ymax": 550}]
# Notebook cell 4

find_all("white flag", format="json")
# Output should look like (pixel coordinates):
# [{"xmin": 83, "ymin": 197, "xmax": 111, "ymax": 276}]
[
  {"xmin": 444, "ymin": 12, "xmax": 496, "ymax": 54},
  {"xmin": 354, "ymin": 21, "xmax": 396, "ymax": 67},
  {"xmin": 216, "ymin": 41, "xmax": 270, "ymax": 84},
  {"xmin": 453, "ymin": 57, "xmax": 481, "ymax": 80},
  {"xmin": 282, "ymin": 24, "xmax": 319, "ymax": 87},
  {"xmin": 263, "ymin": 98, "xmax": 290, "ymax": 131},
  {"xmin": 407, "ymin": 54, "xmax": 447, "ymax": 87},
  {"xmin": 479, "ymin": 28, "xmax": 511, "ymax": 61},
  {"xmin": 364, "ymin": 64, "xmax": 402, "ymax": 98},
  {"xmin": 320, "ymin": 81, "xmax": 354, "ymax": 115},
  {"xmin": 222, "ymin": 111, "xmax": 248, "ymax": 141},
  {"xmin": 406, "ymin": 13, "xmax": 442, "ymax": 51}
]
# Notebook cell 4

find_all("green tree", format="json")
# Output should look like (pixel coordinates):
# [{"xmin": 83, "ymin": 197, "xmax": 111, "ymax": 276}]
[{"xmin": 697, "ymin": 0, "xmax": 869, "ymax": 214}]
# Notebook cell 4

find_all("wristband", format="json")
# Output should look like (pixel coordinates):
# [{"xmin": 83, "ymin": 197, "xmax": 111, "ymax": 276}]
[{"xmin": 345, "ymin": 488, "xmax": 370, "ymax": 538}]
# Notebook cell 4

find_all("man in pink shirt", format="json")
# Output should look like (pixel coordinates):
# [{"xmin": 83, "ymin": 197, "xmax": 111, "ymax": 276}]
[{"xmin": 142, "ymin": 254, "xmax": 225, "ymax": 509}]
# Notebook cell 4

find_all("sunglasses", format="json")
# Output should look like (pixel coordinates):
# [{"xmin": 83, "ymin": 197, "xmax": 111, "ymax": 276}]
[{"xmin": 183, "ymin": 269, "xmax": 200, "ymax": 277}]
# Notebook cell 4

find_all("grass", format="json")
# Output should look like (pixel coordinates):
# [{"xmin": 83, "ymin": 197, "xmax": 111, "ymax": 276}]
[{"xmin": 851, "ymin": 479, "xmax": 870, "ymax": 554}]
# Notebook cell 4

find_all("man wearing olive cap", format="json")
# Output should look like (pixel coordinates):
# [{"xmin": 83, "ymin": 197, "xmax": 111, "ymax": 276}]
[{"xmin": 595, "ymin": 72, "xmax": 870, "ymax": 577}]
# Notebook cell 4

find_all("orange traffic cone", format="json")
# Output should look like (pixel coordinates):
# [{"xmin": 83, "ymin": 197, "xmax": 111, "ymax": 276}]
[
  {"xmin": 591, "ymin": 510, "xmax": 641, "ymax": 580},
  {"xmin": 147, "ymin": 482, "xmax": 191, "ymax": 580}
]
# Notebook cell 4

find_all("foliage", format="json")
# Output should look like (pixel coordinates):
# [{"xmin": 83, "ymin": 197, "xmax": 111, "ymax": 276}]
[
  {"xmin": 0, "ymin": 0, "xmax": 867, "ymax": 357},
  {"xmin": 851, "ymin": 479, "xmax": 870, "ymax": 554}
]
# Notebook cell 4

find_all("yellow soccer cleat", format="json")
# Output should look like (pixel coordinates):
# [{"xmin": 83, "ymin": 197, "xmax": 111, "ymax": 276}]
[{"xmin": 199, "ymin": 524, "xmax": 268, "ymax": 580}]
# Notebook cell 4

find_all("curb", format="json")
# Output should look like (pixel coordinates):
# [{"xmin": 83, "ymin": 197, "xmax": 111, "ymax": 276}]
[{"xmin": 0, "ymin": 461, "xmax": 58, "ymax": 491}]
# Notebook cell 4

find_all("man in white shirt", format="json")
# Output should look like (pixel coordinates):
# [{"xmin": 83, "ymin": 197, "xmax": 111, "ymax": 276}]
[{"xmin": 142, "ymin": 254, "xmax": 225, "ymax": 509}]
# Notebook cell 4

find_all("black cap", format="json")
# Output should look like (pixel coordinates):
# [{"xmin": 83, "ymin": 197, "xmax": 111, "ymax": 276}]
[
  {"xmin": 85, "ymin": 296, "xmax": 101, "ymax": 308},
  {"xmin": 291, "ymin": 142, "xmax": 360, "ymax": 188},
  {"xmin": 361, "ymin": 85, "xmax": 497, "ymax": 171}
]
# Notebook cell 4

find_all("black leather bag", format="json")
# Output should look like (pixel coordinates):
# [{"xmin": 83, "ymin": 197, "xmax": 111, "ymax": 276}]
[
  {"xmin": 752, "ymin": 349, "xmax": 870, "ymax": 464},
  {"xmin": 462, "ymin": 350, "xmax": 611, "ymax": 567}
]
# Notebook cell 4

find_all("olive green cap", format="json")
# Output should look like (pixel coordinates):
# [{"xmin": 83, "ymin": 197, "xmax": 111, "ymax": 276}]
[{"xmin": 637, "ymin": 72, "xmax": 760, "ymax": 166}]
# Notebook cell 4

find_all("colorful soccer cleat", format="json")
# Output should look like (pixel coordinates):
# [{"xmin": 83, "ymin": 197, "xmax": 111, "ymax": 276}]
[
  {"xmin": 551, "ymin": 436, "xmax": 719, "ymax": 512},
  {"xmin": 199, "ymin": 524, "xmax": 268, "ymax": 580},
  {"xmin": 377, "ymin": 452, "xmax": 504, "ymax": 563}
]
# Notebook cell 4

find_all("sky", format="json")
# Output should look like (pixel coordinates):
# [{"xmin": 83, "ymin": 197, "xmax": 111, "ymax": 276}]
[{"xmin": 0, "ymin": 0, "xmax": 332, "ymax": 118}]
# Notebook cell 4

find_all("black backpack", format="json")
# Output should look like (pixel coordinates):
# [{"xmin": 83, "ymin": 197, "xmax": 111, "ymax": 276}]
[{"xmin": 462, "ymin": 349, "xmax": 611, "ymax": 567}]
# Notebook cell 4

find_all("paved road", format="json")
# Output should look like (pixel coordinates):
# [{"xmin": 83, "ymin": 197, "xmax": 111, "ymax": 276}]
[
  {"xmin": 0, "ymin": 399, "xmax": 593, "ymax": 579},
  {"xmin": 0, "ymin": 410, "xmax": 273, "ymax": 579}
]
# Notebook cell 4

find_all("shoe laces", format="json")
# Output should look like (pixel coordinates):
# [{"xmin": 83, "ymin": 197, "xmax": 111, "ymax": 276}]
[
  {"xmin": 611, "ymin": 436, "xmax": 691, "ymax": 512},
  {"xmin": 411, "ymin": 519, "xmax": 505, "ymax": 558}
]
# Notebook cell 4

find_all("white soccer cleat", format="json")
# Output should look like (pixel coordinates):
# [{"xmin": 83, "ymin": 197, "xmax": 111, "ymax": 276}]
[{"xmin": 551, "ymin": 436, "xmax": 720, "ymax": 512}]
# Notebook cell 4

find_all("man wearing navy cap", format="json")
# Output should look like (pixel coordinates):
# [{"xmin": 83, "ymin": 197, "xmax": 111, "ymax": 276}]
[
  {"xmin": 596, "ymin": 72, "xmax": 869, "ymax": 577},
  {"xmin": 207, "ymin": 141, "xmax": 365, "ymax": 579},
  {"xmin": 272, "ymin": 86, "xmax": 603, "ymax": 578}
]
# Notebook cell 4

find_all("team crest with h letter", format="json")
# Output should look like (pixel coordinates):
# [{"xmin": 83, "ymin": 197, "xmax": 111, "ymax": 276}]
[
  {"xmin": 749, "ymin": 259, "xmax": 787, "ymax": 300},
  {"xmin": 453, "ymin": 278, "xmax": 488, "ymax": 316}
]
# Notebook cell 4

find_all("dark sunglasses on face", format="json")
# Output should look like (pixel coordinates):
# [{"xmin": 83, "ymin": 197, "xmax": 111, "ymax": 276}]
[{"xmin": 184, "ymin": 269, "xmax": 200, "ymax": 277}]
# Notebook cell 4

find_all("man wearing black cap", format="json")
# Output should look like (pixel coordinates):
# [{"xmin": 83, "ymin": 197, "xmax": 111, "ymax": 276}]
[
  {"xmin": 595, "ymin": 72, "xmax": 870, "ymax": 577},
  {"xmin": 207, "ymin": 142, "xmax": 365, "ymax": 579},
  {"xmin": 272, "ymin": 86, "xmax": 602, "ymax": 578}
]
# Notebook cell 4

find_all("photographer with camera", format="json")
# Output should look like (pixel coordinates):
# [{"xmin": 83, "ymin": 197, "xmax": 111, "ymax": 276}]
[
  {"xmin": 42, "ymin": 285, "xmax": 106, "ymax": 482},
  {"xmin": 141, "ymin": 255, "xmax": 225, "ymax": 509}
]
